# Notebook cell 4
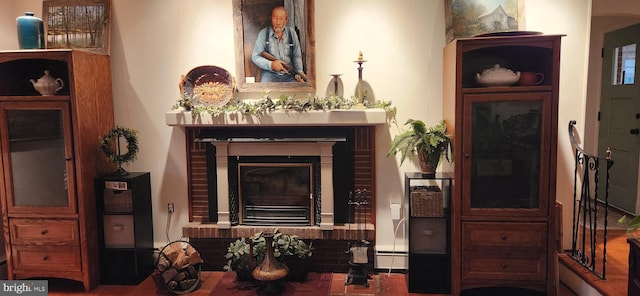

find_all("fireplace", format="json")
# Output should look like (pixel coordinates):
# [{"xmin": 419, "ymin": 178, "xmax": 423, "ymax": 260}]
[
  {"xmin": 196, "ymin": 127, "xmax": 358, "ymax": 229},
  {"xmin": 232, "ymin": 157, "xmax": 321, "ymax": 226},
  {"xmin": 167, "ymin": 110, "xmax": 383, "ymax": 272}
]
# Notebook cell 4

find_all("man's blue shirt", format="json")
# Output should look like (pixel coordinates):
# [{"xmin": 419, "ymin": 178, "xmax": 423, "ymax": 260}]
[{"xmin": 251, "ymin": 26, "xmax": 304, "ymax": 81}]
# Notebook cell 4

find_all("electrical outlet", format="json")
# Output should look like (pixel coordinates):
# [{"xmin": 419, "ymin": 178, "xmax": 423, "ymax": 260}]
[
  {"xmin": 390, "ymin": 203, "xmax": 401, "ymax": 220},
  {"xmin": 168, "ymin": 203, "xmax": 175, "ymax": 213}
]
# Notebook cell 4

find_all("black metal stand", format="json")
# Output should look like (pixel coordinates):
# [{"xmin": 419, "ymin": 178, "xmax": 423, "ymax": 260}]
[{"xmin": 345, "ymin": 189, "xmax": 370, "ymax": 288}]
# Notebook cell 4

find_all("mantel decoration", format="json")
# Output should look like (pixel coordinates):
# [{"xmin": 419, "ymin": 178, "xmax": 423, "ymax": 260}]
[
  {"xmin": 387, "ymin": 119, "xmax": 452, "ymax": 175},
  {"xmin": 99, "ymin": 125, "xmax": 139, "ymax": 176},
  {"xmin": 173, "ymin": 91, "xmax": 396, "ymax": 120},
  {"xmin": 179, "ymin": 65, "xmax": 235, "ymax": 108}
]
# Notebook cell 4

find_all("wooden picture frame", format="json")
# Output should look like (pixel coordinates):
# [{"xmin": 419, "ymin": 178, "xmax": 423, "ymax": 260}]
[
  {"xmin": 444, "ymin": 0, "xmax": 526, "ymax": 43},
  {"xmin": 42, "ymin": 0, "xmax": 111, "ymax": 55},
  {"xmin": 233, "ymin": 0, "xmax": 315, "ymax": 93}
]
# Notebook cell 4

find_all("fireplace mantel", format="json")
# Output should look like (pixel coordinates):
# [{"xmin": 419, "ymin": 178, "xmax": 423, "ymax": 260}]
[{"xmin": 165, "ymin": 108, "xmax": 387, "ymax": 127}]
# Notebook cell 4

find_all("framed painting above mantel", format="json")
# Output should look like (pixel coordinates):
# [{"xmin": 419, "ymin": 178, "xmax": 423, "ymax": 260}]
[{"xmin": 233, "ymin": 0, "xmax": 315, "ymax": 93}]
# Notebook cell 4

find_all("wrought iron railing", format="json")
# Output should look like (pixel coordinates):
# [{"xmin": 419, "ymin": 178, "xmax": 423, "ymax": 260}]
[{"xmin": 568, "ymin": 120, "xmax": 614, "ymax": 279}]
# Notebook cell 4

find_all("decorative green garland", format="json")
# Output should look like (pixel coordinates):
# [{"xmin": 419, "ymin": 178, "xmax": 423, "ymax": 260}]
[
  {"xmin": 99, "ymin": 126, "xmax": 139, "ymax": 168},
  {"xmin": 172, "ymin": 92, "xmax": 397, "ymax": 120}
]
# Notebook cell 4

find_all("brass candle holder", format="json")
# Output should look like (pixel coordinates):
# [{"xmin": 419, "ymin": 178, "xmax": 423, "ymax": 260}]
[{"xmin": 353, "ymin": 51, "xmax": 368, "ymax": 108}]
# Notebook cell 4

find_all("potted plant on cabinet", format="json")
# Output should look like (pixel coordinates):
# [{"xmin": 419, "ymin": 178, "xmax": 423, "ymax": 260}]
[{"xmin": 388, "ymin": 119, "xmax": 453, "ymax": 175}]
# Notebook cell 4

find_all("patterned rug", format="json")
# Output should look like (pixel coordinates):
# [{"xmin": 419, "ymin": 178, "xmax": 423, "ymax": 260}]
[{"xmin": 211, "ymin": 272, "xmax": 332, "ymax": 296}]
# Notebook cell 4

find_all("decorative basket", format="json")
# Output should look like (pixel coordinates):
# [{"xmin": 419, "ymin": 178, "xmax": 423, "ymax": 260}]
[
  {"xmin": 410, "ymin": 186, "xmax": 443, "ymax": 217},
  {"xmin": 180, "ymin": 65, "xmax": 235, "ymax": 107}
]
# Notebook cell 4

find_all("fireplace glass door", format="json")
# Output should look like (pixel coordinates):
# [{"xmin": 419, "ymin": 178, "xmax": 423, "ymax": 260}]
[{"xmin": 239, "ymin": 163, "xmax": 313, "ymax": 225}]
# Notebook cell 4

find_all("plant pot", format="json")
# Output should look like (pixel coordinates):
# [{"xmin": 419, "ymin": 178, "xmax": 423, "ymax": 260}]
[
  {"xmin": 283, "ymin": 256, "xmax": 309, "ymax": 282},
  {"xmin": 418, "ymin": 149, "xmax": 441, "ymax": 175},
  {"xmin": 235, "ymin": 268, "xmax": 254, "ymax": 282}
]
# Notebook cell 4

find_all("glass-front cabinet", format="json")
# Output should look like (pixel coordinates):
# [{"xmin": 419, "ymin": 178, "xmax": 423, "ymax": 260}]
[
  {"xmin": 0, "ymin": 50, "xmax": 114, "ymax": 291},
  {"xmin": 444, "ymin": 35, "xmax": 562, "ymax": 296},
  {"xmin": 0, "ymin": 102, "xmax": 76, "ymax": 214},
  {"xmin": 462, "ymin": 92, "xmax": 551, "ymax": 217}
]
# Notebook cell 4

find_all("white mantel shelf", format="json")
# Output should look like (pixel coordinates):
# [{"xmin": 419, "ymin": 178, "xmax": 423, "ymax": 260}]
[{"xmin": 165, "ymin": 108, "xmax": 388, "ymax": 127}]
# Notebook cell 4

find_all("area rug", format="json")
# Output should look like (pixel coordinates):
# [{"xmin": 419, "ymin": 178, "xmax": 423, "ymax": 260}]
[{"xmin": 211, "ymin": 272, "xmax": 332, "ymax": 296}]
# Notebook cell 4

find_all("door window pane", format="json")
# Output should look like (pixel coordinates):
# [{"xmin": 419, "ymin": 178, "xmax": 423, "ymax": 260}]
[
  {"xmin": 613, "ymin": 43, "xmax": 636, "ymax": 85},
  {"xmin": 7, "ymin": 109, "xmax": 69, "ymax": 207}
]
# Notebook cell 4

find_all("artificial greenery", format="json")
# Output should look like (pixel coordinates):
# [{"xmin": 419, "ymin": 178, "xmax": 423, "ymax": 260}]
[
  {"xmin": 173, "ymin": 92, "xmax": 396, "ymax": 120},
  {"xmin": 387, "ymin": 119, "xmax": 452, "ymax": 170},
  {"xmin": 99, "ymin": 126, "xmax": 139, "ymax": 173}
]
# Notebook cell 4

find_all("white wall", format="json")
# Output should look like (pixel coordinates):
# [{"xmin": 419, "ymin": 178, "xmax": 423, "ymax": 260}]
[
  {"xmin": 2, "ymin": 0, "xmax": 592, "ymax": 267},
  {"xmin": 524, "ymin": 0, "xmax": 592, "ymax": 250}
]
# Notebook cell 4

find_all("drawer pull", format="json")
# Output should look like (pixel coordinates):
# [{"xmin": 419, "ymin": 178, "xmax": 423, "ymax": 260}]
[
  {"xmin": 501, "ymin": 234, "xmax": 507, "ymax": 240},
  {"xmin": 501, "ymin": 263, "xmax": 507, "ymax": 269},
  {"xmin": 41, "ymin": 229, "xmax": 48, "ymax": 235},
  {"xmin": 42, "ymin": 255, "xmax": 49, "ymax": 261}
]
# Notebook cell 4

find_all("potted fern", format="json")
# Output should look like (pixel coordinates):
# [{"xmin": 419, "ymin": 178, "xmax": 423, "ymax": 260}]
[{"xmin": 388, "ymin": 119, "xmax": 452, "ymax": 175}]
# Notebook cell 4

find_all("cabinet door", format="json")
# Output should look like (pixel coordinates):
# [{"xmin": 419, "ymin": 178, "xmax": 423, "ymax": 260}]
[
  {"xmin": 462, "ymin": 92, "xmax": 551, "ymax": 217},
  {"xmin": 0, "ymin": 101, "xmax": 76, "ymax": 214}
]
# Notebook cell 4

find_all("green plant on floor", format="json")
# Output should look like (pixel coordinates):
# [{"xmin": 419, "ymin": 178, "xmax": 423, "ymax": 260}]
[
  {"xmin": 222, "ymin": 238, "xmax": 251, "ymax": 274},
  {"xmin": 222, "ymin": 228, "xmax": 314, "ymax": 281},
  {"xmin": 618, "ymin": 215, "xmax": 640, "ymax": 237}
]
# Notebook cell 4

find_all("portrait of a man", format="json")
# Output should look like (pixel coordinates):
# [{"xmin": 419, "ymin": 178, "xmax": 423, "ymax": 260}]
[
  {"xmin": 251, "ymin": 6, "xmax": 307, "ymax": 83},
  {"xmin": 233, "ymin": 0, "xmax": 315, "ymax": 92}
]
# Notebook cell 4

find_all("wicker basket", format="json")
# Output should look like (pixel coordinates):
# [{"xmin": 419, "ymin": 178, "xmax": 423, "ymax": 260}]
[{"xmin": 410, "ymin": 186, "xmax": 443, "ymax": 217}]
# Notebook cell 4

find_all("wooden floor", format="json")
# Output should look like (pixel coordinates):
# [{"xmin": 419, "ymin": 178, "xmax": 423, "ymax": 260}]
[
  {"xmin": 558, "ymin": 229, "xmax": 629, "ymax": 296},
  {"xmin": 42, "ymin": 228, "xmax": 633, "ymax": 296},
  {"xmin": 44, "ymin": 270, "xmax": 580, "ymax": 296}
]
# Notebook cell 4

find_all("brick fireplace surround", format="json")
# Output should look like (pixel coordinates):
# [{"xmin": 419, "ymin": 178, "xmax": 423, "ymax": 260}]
[{"xmin": 166, "ymin": 109, "xmax": 386, "ymax": 272}]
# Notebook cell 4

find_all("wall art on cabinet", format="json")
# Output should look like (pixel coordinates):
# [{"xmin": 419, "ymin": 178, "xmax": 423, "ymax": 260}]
[
  {"xmin": 444, "ymin": 0, "xmax": 526, "ymax": 42},
  {"xmin": 42, "ymin": 0, "xmax": 111, "ymax": 55}
]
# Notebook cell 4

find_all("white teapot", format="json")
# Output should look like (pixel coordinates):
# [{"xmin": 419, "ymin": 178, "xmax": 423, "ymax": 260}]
[
  {"xmin": 476, "ymin": 64, "xmax": 520, "ymax": 87},
  {"xmin": 30, "ymin": 70, "xmax": 64, "ymax": 96}
]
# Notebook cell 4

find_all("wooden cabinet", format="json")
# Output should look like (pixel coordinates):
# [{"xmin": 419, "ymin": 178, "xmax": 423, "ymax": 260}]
[
  {"xmin": 96, "ymin": 172, "xmax": 154, "ymax": 285},
  {"xmin": 0, "ymin": 49, "xmax": 114, "ymax": 291},
  {"xmin": 405, "ymin": 172, "xmax": 451, "ymax": 294},
  {"xmin": 443, "ymin": 35, "xmax": 562, "ymax": 295}
]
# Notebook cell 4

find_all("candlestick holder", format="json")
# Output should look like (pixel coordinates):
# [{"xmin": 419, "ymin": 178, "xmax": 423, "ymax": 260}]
[
  {"xmin": 330, "ymin": 74, "xmax": 342, "ymax": 96},
  {"xmin": 353, "ymin": 58, "xmax": 368, "ymax": 108},
  {"xmin": 353, "ymin": 59, "xmax": 367, "ymax": 81}
]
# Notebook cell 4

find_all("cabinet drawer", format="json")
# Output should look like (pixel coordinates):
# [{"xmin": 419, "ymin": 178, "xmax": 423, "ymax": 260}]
[
  {"xmin": 10, "ymin": 219, "xmax": 79, "ymax": 246},
  {"xmin": 462, "ymin": 251, "xmax": 546, "ymax": 281},
  {"xmin": 103, "ymin": 215, "xmax": 135, "ymax": 248},
  {"xmin": 12, "ymin": 246, "xmax": 81, "ymax": 272},
  {"xmin": 462, "ymin": 222, "xmax": 547, "ymax": 251}
]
